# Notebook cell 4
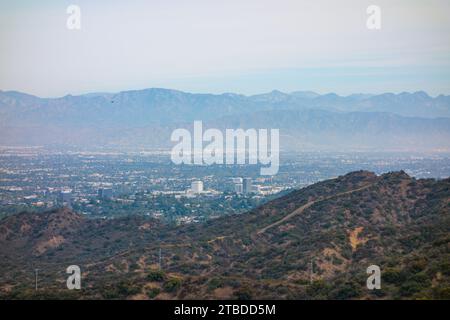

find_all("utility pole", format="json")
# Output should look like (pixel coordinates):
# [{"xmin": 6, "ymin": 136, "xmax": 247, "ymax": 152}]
[
  {"xmin": 309, "ymin": 259, "xmax": 314, "ymax": 284},
  {"xmin": 34, "ymin": 269, "xmax": 39, "ymax": 291},
  {"xmin": 158, "ymin": 247, "xmax": 162, "ymax": 270}
]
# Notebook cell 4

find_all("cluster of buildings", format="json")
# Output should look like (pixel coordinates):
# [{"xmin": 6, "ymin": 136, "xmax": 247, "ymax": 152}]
[
  {"xmin": 185, "ymin": 180, "xmax": 220, "ymax": 197},
  {"xmin": 229, "ymin": 177, "xmax": 284, "ymax": 195},
  {"xmin": 187, "ymin": 177, "xmax": 278, "ymax": 195},
  {"xmin": 56, "ymin": 187, "xmax": 114, "ymax": 207},
  {"xmin": 185, "ymin": 177, "xmax": 282, "ymax": 197},
  {"xmin": 187, "ymin": 178, "xmax": 254, "ymax": 196},
  {"xmin": 231, "ymin": 177, "xmax": 253, "ymax": 194}
]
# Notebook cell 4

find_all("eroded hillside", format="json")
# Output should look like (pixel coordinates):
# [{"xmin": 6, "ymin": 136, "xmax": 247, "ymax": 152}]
[{"xmin": 1, "ymin": 171, "xmax": 449, "ymax": 299}]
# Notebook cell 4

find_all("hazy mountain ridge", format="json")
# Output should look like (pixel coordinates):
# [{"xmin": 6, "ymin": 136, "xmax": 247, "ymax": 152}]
[
  {"xmin": 1, "ymin": 171, "xmax": 449, "ymax": 299},
  {"xmin": 2, "ymin": 89, "xmax": 449, "ymax": 122},
  {"xmin": 1, "ymin": 88, "xmax": 450, "ymax": 151}
]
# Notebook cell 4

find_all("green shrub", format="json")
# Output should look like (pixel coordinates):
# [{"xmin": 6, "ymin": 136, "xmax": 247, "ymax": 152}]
[
  {"xmin": 147, "ymin": 270, "xmax": 165, "ymax": 282},
  {"xmin": 208, "ymin": 278, "xmax": 224, "ymax": 291},
  {"xmin": 383, "ymin": 268, "xmax": 405, "ymax": 284},
  {"xmin": 399, "ymin": 281, "xmax": 424, "ymax": 297},
  {"xmin": 163, "ymin": 277, "xmax": 182, "ymax": 293},
  {"xmin": 234, "ymin": 288, "xmax": 252, "ymax": 300},
  {"xmin": 146, "ymin": 287, "xmax": 161, "ymax": 299}
]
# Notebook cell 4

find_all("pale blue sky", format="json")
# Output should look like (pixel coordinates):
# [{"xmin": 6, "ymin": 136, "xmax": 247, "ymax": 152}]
[{"xmin": 0, "ymin": 0, "xmax": 449, "ymax": 97}]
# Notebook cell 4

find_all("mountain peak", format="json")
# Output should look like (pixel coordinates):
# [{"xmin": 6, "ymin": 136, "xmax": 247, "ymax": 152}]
[
  {"xmin": 290, "ymin": 90, "xmax": 320, "ymax": 99},
  {"xmin": 413, "ymin": 91, "xmax": 431, "ymax": 99}
]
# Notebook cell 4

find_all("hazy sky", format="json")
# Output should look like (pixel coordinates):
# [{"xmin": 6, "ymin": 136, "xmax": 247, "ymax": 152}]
[{"xmin": 1, "ymin": 0, "xmax": 449, "ymax": 97}]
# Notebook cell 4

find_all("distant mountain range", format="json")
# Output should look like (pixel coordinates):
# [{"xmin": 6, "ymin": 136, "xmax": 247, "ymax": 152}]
[
  {"xmin": 1, "ymin": 88, "xmax": 450, "ymax": 151},
  {"xmin": 1, "ymin": 171, "xmax": 448, "ymax": 299}
]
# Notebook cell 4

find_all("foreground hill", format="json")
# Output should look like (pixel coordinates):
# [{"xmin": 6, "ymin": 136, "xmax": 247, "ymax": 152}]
[{"xmin": 0, "ymin": 171, "xmax": 449, "ymax": 299}]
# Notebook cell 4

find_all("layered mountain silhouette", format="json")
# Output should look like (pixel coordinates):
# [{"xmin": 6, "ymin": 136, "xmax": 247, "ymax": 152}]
[
  {"xmin": 1, "ymin": 171, "xmax": 448, "ymax": 299},
  {"xmin": 1, "ymin": 89, "xmax": 450, "ymax": 151}
]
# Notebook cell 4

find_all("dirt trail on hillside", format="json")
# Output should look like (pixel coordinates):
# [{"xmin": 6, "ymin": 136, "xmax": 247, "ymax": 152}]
[{"xmin": 256, "ymin": 183, "xmax": 374, "ymax": 235}]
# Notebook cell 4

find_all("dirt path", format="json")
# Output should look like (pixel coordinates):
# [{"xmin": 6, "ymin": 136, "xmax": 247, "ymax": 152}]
[{"xmin": 256, "ymin": 183, "xmax": 374, "ymax": 235}]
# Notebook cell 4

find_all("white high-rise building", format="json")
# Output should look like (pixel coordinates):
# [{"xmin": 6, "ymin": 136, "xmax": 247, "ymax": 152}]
[
  {"xmin": 232, "ymin": 177, "xmax": 243, "ymax": 184},
  {"xmin": 191, "ymin": 180, "xmax": 203, "ymax": 194},
  {"xmin": 234, "ymin": 183, "xmax": 243, "ymax": 194}
]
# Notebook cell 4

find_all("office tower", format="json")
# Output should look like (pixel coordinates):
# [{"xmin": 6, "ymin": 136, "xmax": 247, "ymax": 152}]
[
  {"xmin": 98, "ymin": 188, "xmax": 113, "ymax": 199},
  {"xmin": 234, "ymin": 183, "xmax": 243, "ymax": 194},
  {"xmin": 243, "ymin": 178, "xmax": 252, "ymax": 194},
  {"xmin": 58, "ymin": 190, "xmax": 72, "ymax": 204},
  {"xmin": 191, "ymin": 180, "xmax": 203, "ymax": 194},
  {"xmin": 232, "ymin": 177, "xmax": 243, "ymax": 184}
]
